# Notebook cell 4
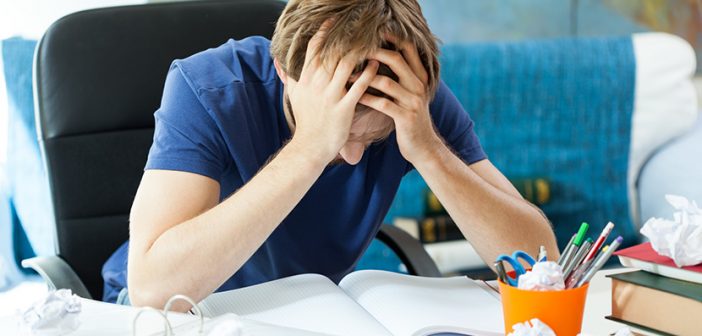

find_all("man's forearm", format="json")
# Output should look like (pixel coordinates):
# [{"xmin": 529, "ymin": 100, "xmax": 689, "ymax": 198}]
[
  {"xmin": 128, "ymin": 139, "xmax": 327, "ymax": 308},
  {"xmin": 412, "ymin": 143, "xmax": 558, "ymax": 268}
]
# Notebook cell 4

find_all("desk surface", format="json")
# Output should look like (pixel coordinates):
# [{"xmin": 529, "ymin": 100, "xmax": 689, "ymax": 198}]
[
  {"xmin": 1, "ymin": 298, "xmax": 198, "ymax": 336},
  {"xmin": 0, "ymin": 268, "xmax": 650, "ymax": 335}
]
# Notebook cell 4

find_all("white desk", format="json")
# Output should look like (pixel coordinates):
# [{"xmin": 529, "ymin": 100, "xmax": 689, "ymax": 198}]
[
  {"xmin": 0, "ymin": 269, "xmax": 647, "ymax": 335},
  {"xmin": 0, "ymin": 298, "xmax": 198, "ymax": 335}
]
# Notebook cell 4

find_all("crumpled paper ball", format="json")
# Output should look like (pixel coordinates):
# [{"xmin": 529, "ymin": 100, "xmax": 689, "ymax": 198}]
[
  {"xmin": 508, "ymin": 318, "xmax": 556, "ymax": 336},
  {"xmin": 640, "ymin": 195, "xmax": 702, "ymax": 267},
  {"xmin": 517, "ymin": 261, "xmax": 565, "ymax": 291},
  {"xmin": 17, "ymin": 289, "xmax": 82, "ymax": 336}
]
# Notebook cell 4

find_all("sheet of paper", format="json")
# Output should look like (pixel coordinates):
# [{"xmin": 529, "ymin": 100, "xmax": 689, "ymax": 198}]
[
  {"xmin": 338, "ymin": 270, "xmax": 504, "ymax": 336},
  {"xmin": 169, "ymin": 313, "xmax": 329, "ymax": 336},
  {"xmin": 197, "ymin": 273, "xmax": 391, "ymax": 335}
]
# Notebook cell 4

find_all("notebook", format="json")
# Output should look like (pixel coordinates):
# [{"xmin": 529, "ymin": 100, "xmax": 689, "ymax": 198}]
[
  {"xmin": 615, "ymin": 242, "xmax": 702, "ymax": 284},
  {"xmin": 195, "ymin": 270, "xmax": 504, "ymax": 336}
]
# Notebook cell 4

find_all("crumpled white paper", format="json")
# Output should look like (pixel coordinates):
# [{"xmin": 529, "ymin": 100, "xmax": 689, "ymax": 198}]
[
  {"xmin": 517, "ymin": 261, "xmax": 565, "ymax": 291},
  {"xmin": 208, "ymin": 319, "xmax": 243, "ymax": 336},
  {"xmin": 17, "ymin": 289, "xmax": 81, "ymax": 335},
  {"xmin": 508, "ymin": 318, "xmax": 556, "ymax": 336},
  {"xmin": 640, "ymin": 194, "xmax": 702, "ymax": 267}
]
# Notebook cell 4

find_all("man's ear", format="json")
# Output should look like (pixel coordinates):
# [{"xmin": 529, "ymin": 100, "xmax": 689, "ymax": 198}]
[{"xmin": 273, "ymin": 58, "xmax": 287, "ymax": 85}]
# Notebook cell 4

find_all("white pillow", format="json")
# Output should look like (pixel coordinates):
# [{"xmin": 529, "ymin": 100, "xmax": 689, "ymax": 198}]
[{"xmin": 629, "ymin": 32, "xmax": 698, "ymax": 227}]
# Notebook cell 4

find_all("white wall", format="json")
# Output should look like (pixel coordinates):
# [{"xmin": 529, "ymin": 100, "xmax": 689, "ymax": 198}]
[{"xmin": 0, "ymin": 0, "xmax": 146, "ymax": 39}]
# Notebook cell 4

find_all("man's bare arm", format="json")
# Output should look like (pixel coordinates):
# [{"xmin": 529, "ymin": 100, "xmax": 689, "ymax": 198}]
[
  {"xmin": 127, "ymin": 141, "xmax": 327, "ymax": 310},
  {"xmin": 414, "ymin": 154, "xmax": 559, "ymax": 268}
]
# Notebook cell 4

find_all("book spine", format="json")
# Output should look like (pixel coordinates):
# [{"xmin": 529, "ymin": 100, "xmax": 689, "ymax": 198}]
[{"xmin": 420, "ymin": 216, "xmax": 464, "ymax": 244}]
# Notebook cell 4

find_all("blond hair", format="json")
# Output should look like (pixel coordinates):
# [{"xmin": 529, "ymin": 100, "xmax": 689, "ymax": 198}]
[{"xmin": 270, "ymin": 0, "xmax": 440, "ymax": 99}]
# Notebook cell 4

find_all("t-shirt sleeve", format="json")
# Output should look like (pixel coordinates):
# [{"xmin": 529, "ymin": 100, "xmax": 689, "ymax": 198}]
[
  {"xmin": 145, "ymin": 63, "xmax": 230, "ymax": 180},
  {"xmin": 405, "ymin": 80, "xmax": 486, "ymax": 174}
]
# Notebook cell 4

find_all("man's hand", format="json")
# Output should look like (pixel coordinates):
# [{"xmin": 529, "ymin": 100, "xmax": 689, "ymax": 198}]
[
  {"xmin": 359, "ymin": 39, "xmax": 442, "ymax": 164},
  {"xmin": 286, "ymin": 22, "xmax": 379, "ymax": 163}
]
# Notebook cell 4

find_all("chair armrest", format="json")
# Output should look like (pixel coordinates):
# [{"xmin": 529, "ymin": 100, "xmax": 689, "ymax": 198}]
[
  {"xmin": 21, "ymin": 256, "xmax": 93, "ymax": 299},
  {"xmin": 376, "ymin": 224, "xmax": 441, "ymax": 277}
]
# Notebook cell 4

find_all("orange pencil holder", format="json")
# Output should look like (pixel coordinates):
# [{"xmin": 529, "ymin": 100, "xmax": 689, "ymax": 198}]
[{"xmin": 498, "ymin": 271, "xmax": 589, "ymax": 336}]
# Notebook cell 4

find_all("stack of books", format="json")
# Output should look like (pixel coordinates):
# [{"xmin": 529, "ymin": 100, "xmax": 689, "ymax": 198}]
[{"xmin": 606, "ymin": 242, "xmax": 702, "ymax": 335}]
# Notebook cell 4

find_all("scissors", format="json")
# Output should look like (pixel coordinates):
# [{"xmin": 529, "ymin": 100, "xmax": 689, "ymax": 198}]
[{"xmin": 495, "ymin": 250, "xmax": 536, "ymax": 286}]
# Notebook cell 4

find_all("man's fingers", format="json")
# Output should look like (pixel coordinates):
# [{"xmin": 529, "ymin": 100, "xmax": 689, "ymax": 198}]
[
  {"xmin": 367, "ymin": 75, "xmax": 408, "ymax": 101},
  {"xmin": 398, "ymin": 41, "xmax": 429, "ymax": 84},
  {"xmin": 329, "ymin": 54, "xmax": 358, "ymax": 93},
  {"xmin": 358, "ymin": 93, "xmax": 401, "ymax": 120},
  {"xmin": 370, "ymin": 49, "xmax": 424, "ymax": 95},
  {"xmin": 303, "ymin": 19, "xmax": 334, "ymax": 71},
  {"xmin": 383, "ymin": 34, "xmax": 428, "ymax": 85},
  {"xmin": 342, "ymin": 60, "xmax": 379, "ymax": 106}
]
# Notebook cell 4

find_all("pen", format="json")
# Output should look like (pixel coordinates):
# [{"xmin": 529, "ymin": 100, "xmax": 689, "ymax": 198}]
[
  {"xmin": 559, "ymin": 223, "xmax": 589, "ymax": 268},
  {"xmin": 575, "ymin": 236, "xmax": 623, "ymax": 287},
  {"xmin": 563, "ymin": 238, "xmax": 593, "ymax": 279},
  {"xmin": 557, "ymin": 234, "xmax": 576, "ymax": 266},
  {"xmin": 584, "ymin": 243, "xmax": 609, "ymax": 276},
  {"xmin": 537, "ymin": 245, "xmax": 547, "ymax": 262},
  {"xmin": 581, "ymin": 222, "xmax": 614, "ymax": 265},
  {"xmin": 565, "ymin": 261, "xmax": 591, "ymax": 288}
]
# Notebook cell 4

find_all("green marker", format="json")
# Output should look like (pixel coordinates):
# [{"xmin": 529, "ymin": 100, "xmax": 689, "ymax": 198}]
[
  {"xmin": 573, "ymin": 222, "xmax": 589, "ymax": 245},
  {"xmin": 559, "ymin": 222, "xmax": 589, "ymax": 269}
]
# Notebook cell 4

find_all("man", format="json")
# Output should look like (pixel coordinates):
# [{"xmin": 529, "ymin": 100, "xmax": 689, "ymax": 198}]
[{"xmin": 102, "ymin": 0, "xmax": 558, "ymax": 309}]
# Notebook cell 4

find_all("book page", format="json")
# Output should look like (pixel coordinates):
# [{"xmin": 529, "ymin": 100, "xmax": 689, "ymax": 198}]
[
  {"xmin": 197, "ymin": 273, "xmax": 391, "ymax": 335},
  {"xmin": 339, "ymin": 270, "xmax": 504, "ymax": 336},
  {"xmin": 167, "ymin": 313, "xmax": 330, "ymax": 336}
]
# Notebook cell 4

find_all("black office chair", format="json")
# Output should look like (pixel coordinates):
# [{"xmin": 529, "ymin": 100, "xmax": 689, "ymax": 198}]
[{"xmin": 24, "ymin": 0, "xmax": 440, "ymax": 301}]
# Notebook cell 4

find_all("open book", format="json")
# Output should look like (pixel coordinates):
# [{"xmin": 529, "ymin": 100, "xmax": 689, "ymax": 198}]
[{"xmin": 195, "ymin": 270, "xmax": 504, "ymax": 336}]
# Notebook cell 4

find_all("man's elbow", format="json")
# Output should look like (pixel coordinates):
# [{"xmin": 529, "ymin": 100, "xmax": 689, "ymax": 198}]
[
  {"xmin": 128, "ymin": 272, "xmax": 192, "ymax": 313},
  {"xmin": 128, "ymin": 274, "xmax": 166, "ymax": 308}
]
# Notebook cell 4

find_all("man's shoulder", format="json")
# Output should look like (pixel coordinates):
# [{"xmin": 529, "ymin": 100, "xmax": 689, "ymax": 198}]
[{"xmin": 173, "ymin": 36, "xmax": 277, "ymax": 92}]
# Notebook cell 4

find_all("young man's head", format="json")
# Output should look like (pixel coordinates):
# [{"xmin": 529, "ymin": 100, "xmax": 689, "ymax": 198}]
[{"xmin": 270, "ymin": 0, "xmax": 440, "ymax": 165}]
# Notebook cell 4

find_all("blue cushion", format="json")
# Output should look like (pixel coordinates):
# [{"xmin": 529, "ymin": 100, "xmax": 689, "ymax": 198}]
[
  {"xmin": 0, "ymin": 179, "xmax": 22, "ymax": 288},
  {"xmin": 439, "ymin": 37, "xmax": 637, "ymax": 248},
  {"xmin": 1, "ymin": 37, "xmax": 53, "ymax": 279},
  {"xmin": 639, "ymin": 115, "xmax": 702, "ymax": 221}
]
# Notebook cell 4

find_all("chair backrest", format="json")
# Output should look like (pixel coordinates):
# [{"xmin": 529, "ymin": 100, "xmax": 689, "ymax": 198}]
[{"xmin": 34, "ymin": 0, "xmax": 286, "ymax": 299}]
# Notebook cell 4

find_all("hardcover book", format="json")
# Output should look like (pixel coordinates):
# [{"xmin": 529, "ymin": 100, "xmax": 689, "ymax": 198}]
[
  {"xmin": 606, "ymin": 271, "xmax": 702, "ymax": 336},
  {"xmin": 615, "ymin": 242, "xmax": 702, "ymax": 284}
]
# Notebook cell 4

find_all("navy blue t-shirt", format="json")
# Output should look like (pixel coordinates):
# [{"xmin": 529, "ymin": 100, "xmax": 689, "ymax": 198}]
[{"xmin": 101, "ymin": 36, "xmax": 486, "ymax": 303}]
